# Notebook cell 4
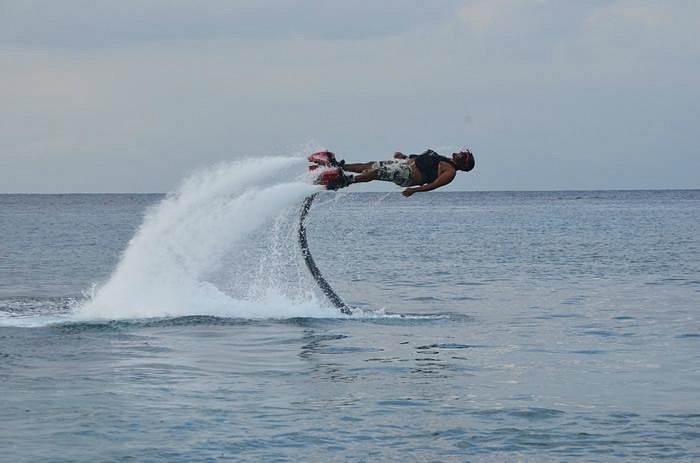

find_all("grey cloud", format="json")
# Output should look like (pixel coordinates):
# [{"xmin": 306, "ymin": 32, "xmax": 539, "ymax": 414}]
[
  {"xmin": 0, "ymin": 0, "xmax": 698, "ymax": 192},
  {"xmin": 0, "ymin": 0, "xmax": 463, "ymax": 47}
]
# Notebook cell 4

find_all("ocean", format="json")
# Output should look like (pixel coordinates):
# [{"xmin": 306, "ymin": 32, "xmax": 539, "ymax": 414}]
[{"xmin": 1, "ymin": 158, "xmax": 698, "ymax": 462}]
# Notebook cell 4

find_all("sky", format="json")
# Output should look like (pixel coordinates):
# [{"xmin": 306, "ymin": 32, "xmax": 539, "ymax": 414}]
[{"xmin": 1, "ymin": 0, "xmax": 698, "ymax": 193}]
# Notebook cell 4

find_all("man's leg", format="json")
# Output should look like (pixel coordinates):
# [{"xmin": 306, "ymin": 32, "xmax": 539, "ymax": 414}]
[
  {"xmin": 344, "ymin": 159, "xmax": 406, "ymax": 184},
  {"xmin": 343, "ymin": 162, "xmax": 376, "ymax": 173},
  {"xmin": 349, "ymin": 169, "xmax": 379, "ymax": 183}
]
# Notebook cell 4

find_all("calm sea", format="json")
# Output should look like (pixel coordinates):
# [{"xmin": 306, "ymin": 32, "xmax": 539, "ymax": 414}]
[{"xmin": 1, "ymin": 190, "xmax": 699, "ymax": 462}]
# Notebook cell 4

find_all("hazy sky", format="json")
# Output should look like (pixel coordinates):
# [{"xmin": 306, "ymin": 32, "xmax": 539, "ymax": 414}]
[{"xmin": 1, "ymin": 0, "xmax": 698, "ymax": 192}]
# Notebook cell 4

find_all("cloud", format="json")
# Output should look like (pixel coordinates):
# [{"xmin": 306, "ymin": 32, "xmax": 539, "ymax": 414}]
[
  {"xmin": 0, "ymin": 0, "xmax": 463, "ymax": 47},
  {"xmin": 457, "ymin": 0, "xmax": 516, "ymax": 33},
  {"xmin": 584, "ymin": 1, "xmax": 699, "ymax": 49},
  {"xmin": 593, "ymin": 1, "xmax": 673, "ymax": 28},
  {"xmin": 0, "ymin": 1, "xmax": 698, "ymax": 191}
]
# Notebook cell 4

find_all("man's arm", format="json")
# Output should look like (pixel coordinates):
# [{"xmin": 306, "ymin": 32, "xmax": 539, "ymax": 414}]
[{"xmin": 402, "ymin": 169, "xmax": 456, "ymax": 197}]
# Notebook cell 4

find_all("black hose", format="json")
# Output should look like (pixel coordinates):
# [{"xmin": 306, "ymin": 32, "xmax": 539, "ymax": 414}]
[{"xmin": 298, "ymin": 194, "xmax": 352, "ymax": 315}]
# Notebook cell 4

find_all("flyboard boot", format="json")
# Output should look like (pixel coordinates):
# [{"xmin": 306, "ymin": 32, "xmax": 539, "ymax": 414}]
[
  {"xmin": 307, "ymin": 150, "xmax": 346, "ymax": 169},
  {"xmin": 315, "ymin": 167, "xmax": 353, "ymax": 190},
  {"xmin": 308, "ymin": 151, "xmax": 352, "ymax": 190},
  {"xmin": 307, "ymin": 150, "xmax": 345, "ymax": 167}
]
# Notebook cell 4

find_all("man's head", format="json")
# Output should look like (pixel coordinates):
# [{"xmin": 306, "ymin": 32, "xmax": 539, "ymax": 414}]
[{"xmin": 452, "ymin": 149, "xmax": 475, "ymax": 172}]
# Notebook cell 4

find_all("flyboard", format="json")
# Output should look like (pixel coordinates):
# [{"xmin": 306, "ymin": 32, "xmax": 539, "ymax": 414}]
[{"xmin": 298, "ymin": 151, "xmax": 353, "ymax": 315}]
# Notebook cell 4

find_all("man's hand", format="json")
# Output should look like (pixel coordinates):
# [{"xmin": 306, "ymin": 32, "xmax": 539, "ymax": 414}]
[{"xmin": 402, "ymin": 188, "xmax": 416, "ymax": 197}]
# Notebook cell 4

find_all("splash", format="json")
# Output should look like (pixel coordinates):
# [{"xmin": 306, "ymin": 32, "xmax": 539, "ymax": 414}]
[{"xmin": 76, "ymin": 156, "xmax": 343, "ymax": 320}]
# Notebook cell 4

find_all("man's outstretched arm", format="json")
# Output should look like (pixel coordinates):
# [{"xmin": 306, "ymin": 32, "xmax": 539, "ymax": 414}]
[{"xmin": 402, "ymin": 170, "xmax": 455, "ymax": 197}]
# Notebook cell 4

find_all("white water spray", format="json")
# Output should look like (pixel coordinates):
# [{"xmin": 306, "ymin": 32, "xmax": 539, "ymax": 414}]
[{"xmin": 77, "ymin": 156, "xmax": 343, "ymax": 320}]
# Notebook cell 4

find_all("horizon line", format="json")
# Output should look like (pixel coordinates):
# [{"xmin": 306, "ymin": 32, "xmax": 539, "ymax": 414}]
[{"xmin": 1, "ymin": 188, "xmax": 699, "ymax": 195}]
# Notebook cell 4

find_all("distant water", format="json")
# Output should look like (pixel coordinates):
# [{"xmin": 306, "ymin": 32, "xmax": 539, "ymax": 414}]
[{"xmin": 1, "ymin": 179, "xmax": 699, "ymax": 460}]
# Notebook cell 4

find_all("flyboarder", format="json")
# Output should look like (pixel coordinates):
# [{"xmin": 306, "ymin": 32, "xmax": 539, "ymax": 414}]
[{"xmin": 309, "ymin": 149, "xmax": 475, "ymax": 196}]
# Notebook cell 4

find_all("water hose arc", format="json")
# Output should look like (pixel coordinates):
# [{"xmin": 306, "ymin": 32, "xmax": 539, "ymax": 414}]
[{"xmin": 298, "ymin": 194, "xmax": 352, "ymax": 315}]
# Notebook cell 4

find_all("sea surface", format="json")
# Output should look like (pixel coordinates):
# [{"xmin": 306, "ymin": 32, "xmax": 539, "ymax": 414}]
[{"xmin": 1, "ymin": 188, "xmax": 699, "ymax": 462}]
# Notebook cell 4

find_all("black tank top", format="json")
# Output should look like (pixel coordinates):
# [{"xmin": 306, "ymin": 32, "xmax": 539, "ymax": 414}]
[{"xmin": 410, "ymin": 150, "xmax": 457, "ymax": 184}]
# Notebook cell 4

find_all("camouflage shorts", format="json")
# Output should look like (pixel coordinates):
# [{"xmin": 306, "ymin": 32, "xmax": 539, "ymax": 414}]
[{"xmin": 372, "ymin": 160, "xmax": 413, "ymax": 187}]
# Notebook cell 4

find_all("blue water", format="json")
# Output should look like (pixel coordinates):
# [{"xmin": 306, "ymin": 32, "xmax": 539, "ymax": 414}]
[{"xmin": 1, "ymin": 190, "xmax": 699, "ymax": 462}]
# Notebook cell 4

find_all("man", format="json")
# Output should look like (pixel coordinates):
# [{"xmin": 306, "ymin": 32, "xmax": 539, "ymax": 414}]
[{"xmin": 341, "ymin": 149, "xmax": 475, "ymax": 197}]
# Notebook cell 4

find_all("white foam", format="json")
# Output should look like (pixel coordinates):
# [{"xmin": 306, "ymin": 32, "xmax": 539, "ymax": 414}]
[{"xmin": 75, "ymin": 156, "xmax": 346, "ymax": 320}]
